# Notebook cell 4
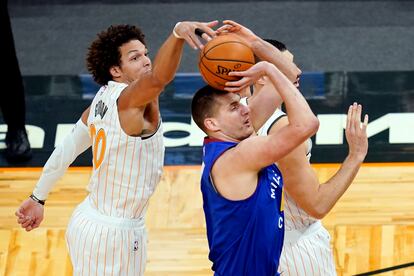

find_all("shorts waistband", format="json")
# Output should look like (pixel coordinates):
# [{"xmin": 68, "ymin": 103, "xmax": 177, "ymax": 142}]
[
  {"xmin": 76, "ymin": 197, "xmax": 145, "ymax": 230},
  {"xmin": 284, "ymin": 220, "xmax": 322, "ymax": 243}
]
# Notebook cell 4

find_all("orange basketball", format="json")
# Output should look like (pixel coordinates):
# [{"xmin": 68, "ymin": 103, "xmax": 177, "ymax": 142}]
[{"xmin": 198, "ymin": 33, "xmax": 255, "ymax": 90}]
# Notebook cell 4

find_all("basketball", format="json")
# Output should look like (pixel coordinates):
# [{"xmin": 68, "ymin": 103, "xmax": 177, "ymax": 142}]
[{"xmin": 198, "ymin": 33, "xmax": 255, "ymax": 90}]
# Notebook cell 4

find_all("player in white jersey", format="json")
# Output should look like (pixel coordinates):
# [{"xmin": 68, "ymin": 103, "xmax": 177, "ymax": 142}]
[
  {"xmin": 220, "ymin": 21, "xmax": 369, "ymax": 276},
  {"xmin": 253, "ymin": 40, "xmax": 368, "ymax": 276},
  {"xmin": 258, "ymin": 50, "xmax": 368, "ymax": 276},
  {"xmin": 15, "ymin": 21, "xmax": 217, "ymax": 275}
]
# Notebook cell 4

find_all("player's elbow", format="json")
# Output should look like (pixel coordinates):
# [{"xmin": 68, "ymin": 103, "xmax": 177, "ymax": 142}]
[
  {"xmin": 306, "ymin": 115, "xmax": 319, "ymax": 136},
  {"xmin": 295, "ymin": 116, "xmax": 319, "ymax": 141},
  {"xmin": 307, "ymin": 206, "xmax": 328, "ymax": 220}
]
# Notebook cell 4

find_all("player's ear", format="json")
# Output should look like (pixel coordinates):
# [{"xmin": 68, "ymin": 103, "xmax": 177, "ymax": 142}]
[
  {"xmin": 110, "ymin": 66, "xmax": 122, "ymax": 79},
  {"xmin": 204, "ymin": 117, "xmax": 220, "ymax": 132}
]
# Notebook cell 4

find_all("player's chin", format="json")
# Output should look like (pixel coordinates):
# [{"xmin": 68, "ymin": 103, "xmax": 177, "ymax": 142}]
[{"xmin": 242, "ymin": 125, "xmax": 254, "ymax": 138}]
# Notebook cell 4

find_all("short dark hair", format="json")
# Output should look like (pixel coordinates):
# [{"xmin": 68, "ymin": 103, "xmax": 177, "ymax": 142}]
[
  {"xmin": 264, "ymin": 39, "xmax": 287, "ymax": 52},
  {"xmin": 86, "ymin": 24, "xmax": 146, "ymax": 85},
  {"xmin": 191, "ymin": 85, "xmax": 228, "ymax": 132}
]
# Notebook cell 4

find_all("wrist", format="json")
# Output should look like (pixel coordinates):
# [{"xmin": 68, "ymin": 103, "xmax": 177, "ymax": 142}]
[
  {"xmin": 250, "ymin": 38, "xmax": 263, "ymax": 54},
  {"xmin": 29, "ymin": 194, "xmax": 45, "ymax": 206},
  {"xmin": 172, "ymin": 22, "xmax": 184, "ymax": 39},
  {"xmin": 346, "ymin": 153, "xmax": 365, "ymax": 164}
]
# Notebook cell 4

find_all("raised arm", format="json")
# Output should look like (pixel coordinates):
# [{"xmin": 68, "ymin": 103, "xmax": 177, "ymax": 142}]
[
  {"xmin": 224, "ymin": 61, "xmax": 319, "ymax": 172},
  {"xmin": 120, "ymin": 21, "xmax": 218, "ymax": 108},
  {"xmin": 274, "ymin": 103, "xmax": 368, "ymax": 218},
  {"xmin": 210, "ymin": 61, "xmax": 318, "ymax": 200}
]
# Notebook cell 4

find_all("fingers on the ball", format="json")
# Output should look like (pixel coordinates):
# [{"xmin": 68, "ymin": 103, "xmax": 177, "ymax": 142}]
[
  {"xmin": 200, "ymin": 28, "xmax": 216, "ymax": 39},
  {"xmin": 228, "ymin": 71, "xmax": 244, "ymax": 77},
  {"xmin": 225, "ymin": 79, "xmax": 245, "ymax": 87},
  {"xmin": 206, "ymin": 20, "xmax": 219, "ymax": 27},
  {"xmin": 222, "ymin": 19, "xmax": 237, "ymax": 26},
  {"xmin": 216, "ymin": 25, "xmax": 230, "ymax": 33},
  {"xmin": 224, "ymin": 87, "xmax": 240, "ymax": 92},
  {"xmin": 201, "ymin": 33, "xmax": 212, "ymax": 42}
]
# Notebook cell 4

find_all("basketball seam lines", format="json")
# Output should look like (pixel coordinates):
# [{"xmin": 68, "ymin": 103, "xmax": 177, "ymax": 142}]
[
  {"xmin": 201, "ymin": 40, "xmax": 252, "ymax": 60},
  {"xmin": 202, "ymin": 57, "xmax": 254, "ymax": 64}
]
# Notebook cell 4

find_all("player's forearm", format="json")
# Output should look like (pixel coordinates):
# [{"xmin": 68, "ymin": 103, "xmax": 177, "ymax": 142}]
[
  {"xmin": 32, "ymin": 120, "xmax": 91, "ymax": 200},
  {"xmin": 126, "ymin": 33, "xmax": 185, "ymax": 106},
  {"xmin": 315, "ymin": 155, "xmax": 363, "ymax": 216},
  {"xmin": 251, "ymin": 39, "xmax": 300, "ymax": 82},
  {"xmin": 151, "ymin": 33, "xmax": 185, "ymax": 85}
]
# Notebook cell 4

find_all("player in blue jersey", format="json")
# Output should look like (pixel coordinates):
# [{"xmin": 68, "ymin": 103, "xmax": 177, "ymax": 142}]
[{"xmin": 191, "ymin": 61, "xmax": 319, "ymax": 275}]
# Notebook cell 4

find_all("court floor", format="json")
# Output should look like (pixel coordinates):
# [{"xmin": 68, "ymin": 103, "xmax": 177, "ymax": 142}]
[{"xmin": 1, "ymin": 163, "xmax": 414, "ymax": 275}]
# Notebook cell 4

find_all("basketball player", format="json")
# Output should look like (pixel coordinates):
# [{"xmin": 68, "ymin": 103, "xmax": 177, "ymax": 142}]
[
  {"xmin": 191, "ymin": 60, "xmax": 319, "ymax": 275},
  {"xmin": 15, "ymin": 21, "xmax": 217, "ymax": 275},
  {"xmin": 219, "ymin": 20, "xmax": 369, "ymax": 275},
  {"xmin": 256, "ymin": 41, "xmax": 368, "ymax": 276}
]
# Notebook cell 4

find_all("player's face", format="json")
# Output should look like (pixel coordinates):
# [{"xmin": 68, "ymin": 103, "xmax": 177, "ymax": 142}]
[
  {"xmin": 117, "ymin": 40, "xmax": 151, "ymax": 84},
  {"xmin": 214, "ymin": 93, "xmax": 254, "ymax": 141}
]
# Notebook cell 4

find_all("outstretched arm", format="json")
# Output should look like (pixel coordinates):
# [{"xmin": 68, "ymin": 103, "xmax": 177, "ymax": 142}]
[
  {"xmin": 15, "ymin": 108, "xmax": 92, "ymax": 231},
  {"xmin": 275, "ymin": 103, "xmax": 368, "ymax": 218},
  {"xmin": 120, "ymin": 21, "xmax": 218, "ymax": 108}
]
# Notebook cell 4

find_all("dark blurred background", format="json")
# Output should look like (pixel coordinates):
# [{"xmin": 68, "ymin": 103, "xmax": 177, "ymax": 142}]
[
  {"xmin": 2, "ymin": 0, "xmax": 414, "ymax": 166},
  {"xmin": 9, "ymin": 0, "xmax": 414, "ymax": 74}
]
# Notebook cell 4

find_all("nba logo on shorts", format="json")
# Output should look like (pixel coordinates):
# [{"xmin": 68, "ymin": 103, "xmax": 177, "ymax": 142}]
[{"xmin": 133, "ymin": 241, "xmax": 139, "ymax": 251}]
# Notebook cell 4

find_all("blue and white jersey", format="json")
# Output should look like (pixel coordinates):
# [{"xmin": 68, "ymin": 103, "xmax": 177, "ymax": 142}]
[{"xmin": 201, "ymin": 138, "xmax": 285, "ymax": 276}]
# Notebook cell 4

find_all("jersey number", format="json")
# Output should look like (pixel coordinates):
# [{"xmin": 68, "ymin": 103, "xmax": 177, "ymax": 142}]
[{"xmin": 90, "ymin": 124, "xmax": 107, "ymax": 170}]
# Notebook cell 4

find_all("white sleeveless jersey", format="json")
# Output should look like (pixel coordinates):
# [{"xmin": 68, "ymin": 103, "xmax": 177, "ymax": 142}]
[
  {"xmin": 258, "ymin": 108, "xmax": 316, "ymax": 230},
  {"xmin": 86, "ymin": 81, "xmax": 165, "ymax": 219}
]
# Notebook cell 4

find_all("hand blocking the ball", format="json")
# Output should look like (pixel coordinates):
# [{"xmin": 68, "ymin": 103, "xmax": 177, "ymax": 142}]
[
  {"xmin": 216, "ymin": 20, "xmax": 258, "ymax": 47},
  {"xmin": 224, "ymin": 61, "xmax": 274, "ymax": 93},
  {"xmin": 173, "ymin": 20, "xmax": 218, "ymax": 50}
]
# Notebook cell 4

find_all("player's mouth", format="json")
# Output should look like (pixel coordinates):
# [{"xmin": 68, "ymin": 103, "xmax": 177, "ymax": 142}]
[{"xmin": 244, "ymin": 118, "xmax": 251, "ymax": 127}]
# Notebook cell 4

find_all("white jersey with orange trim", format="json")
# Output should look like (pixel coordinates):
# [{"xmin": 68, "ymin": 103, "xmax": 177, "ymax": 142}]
[
  {"xmin": 86, "ymin": 81, "xmax": 164, "ymax": 219},
  {"xmin": 258, "ymin": 108, "xmax": 336, "ymax": 276},
  {"xmin": 66, "ymin": 81, "xmax": 165, "ymax": 276}
]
